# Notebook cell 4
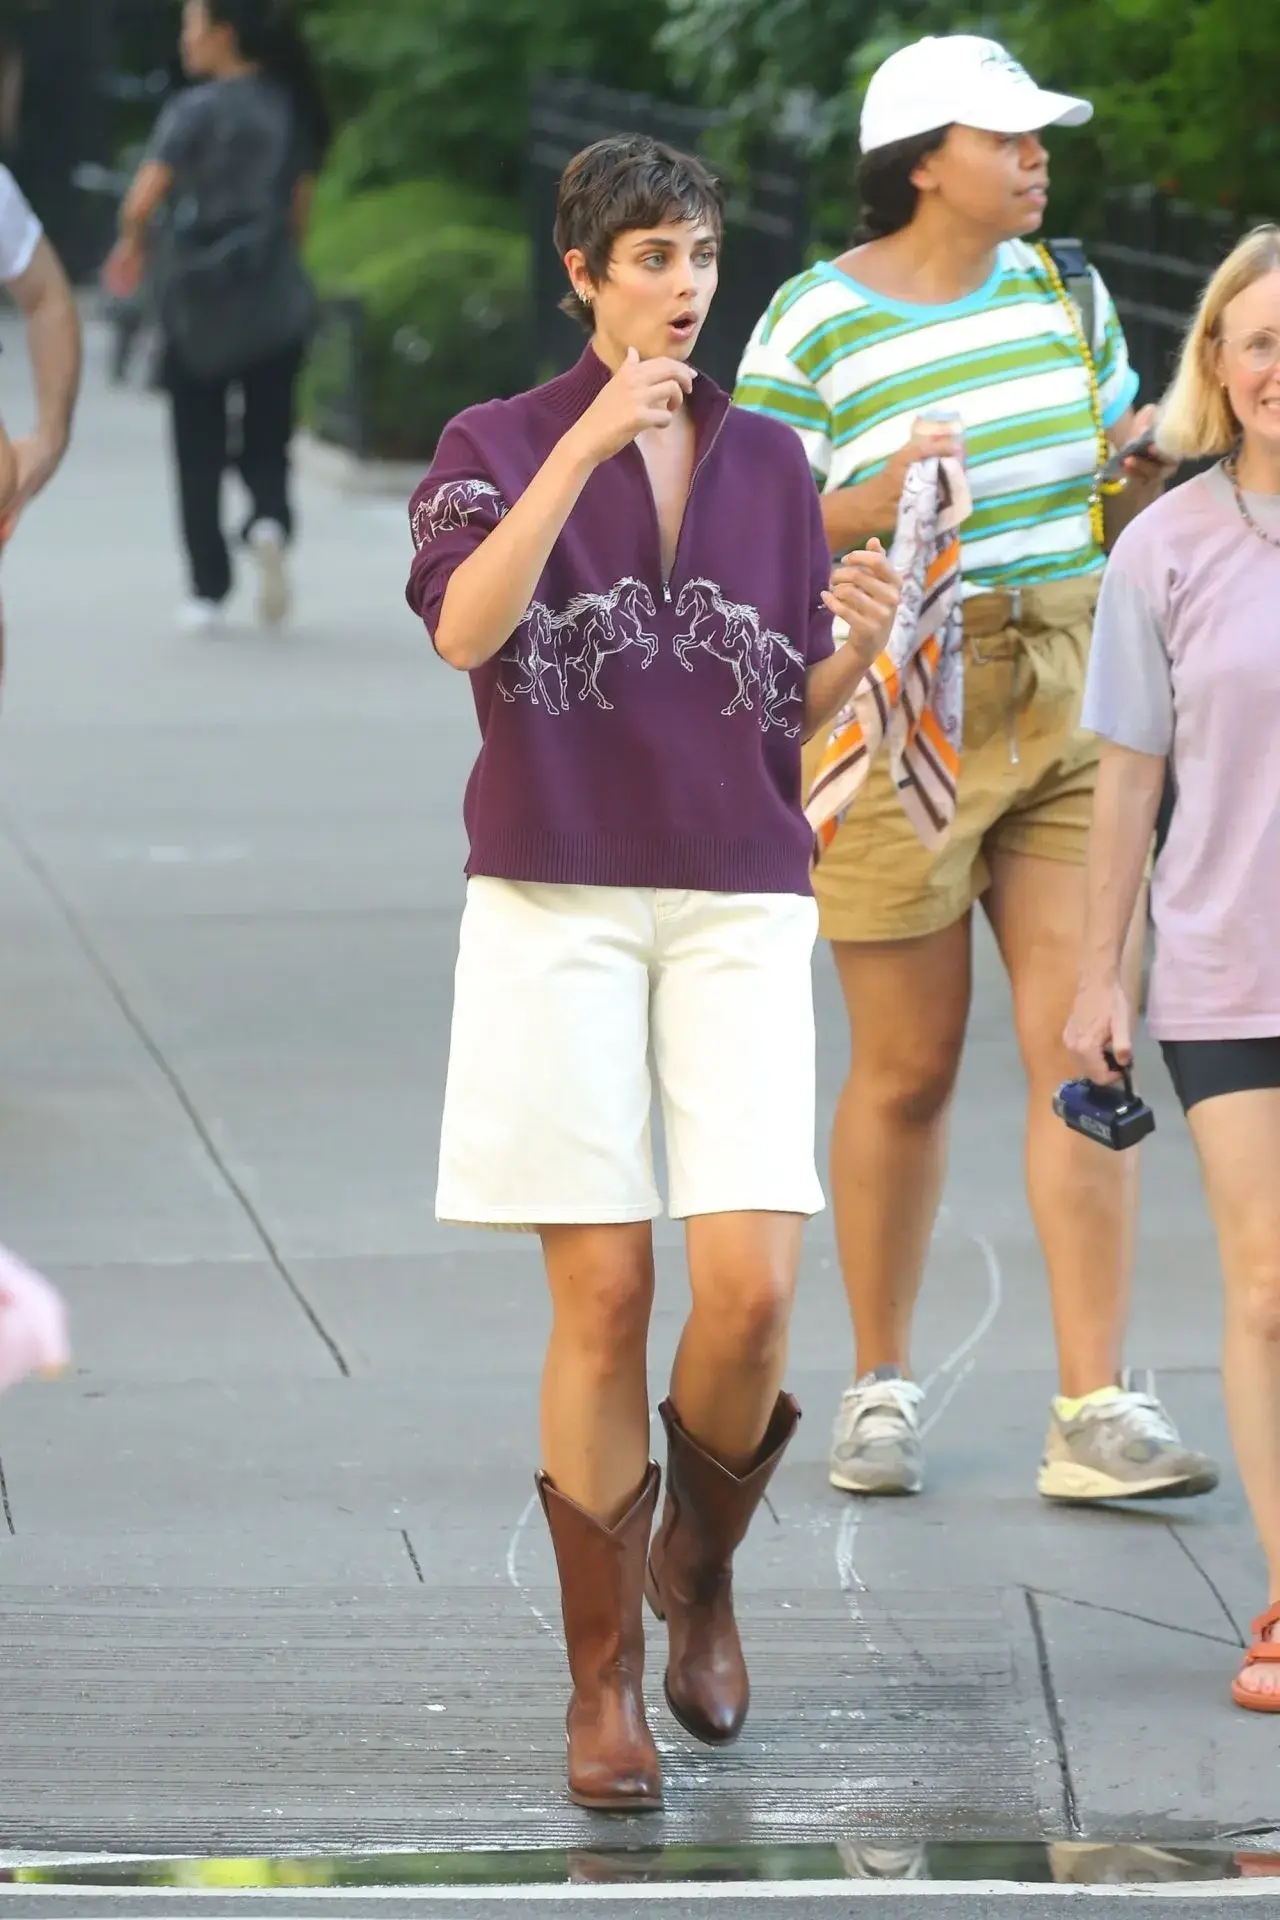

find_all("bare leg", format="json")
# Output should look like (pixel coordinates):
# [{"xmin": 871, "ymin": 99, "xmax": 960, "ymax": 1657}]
[
  {"xmin": 671, "ymin": 1210, "xmax": 804, "ymax": 1467},
  {"xmin": 539, "ymin": 1222, "xmax": 655, "ymax": 1524},
  {"xmin": 984, "ymin": 849, "xmax": 1145, "ymax": 1398},
  {"xmin": 828, "ymin": 922, "xmax": 972, "ymax": 1378},
  {"xmin": 1187, "ymin": 1088, "xmax": 1280, "ymax": 1701}
]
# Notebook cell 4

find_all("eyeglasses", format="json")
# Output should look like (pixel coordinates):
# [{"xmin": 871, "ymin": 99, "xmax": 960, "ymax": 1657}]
[{"xmin": 1220, "ymin": 329, "xmax": 1280, "ymax": 374}]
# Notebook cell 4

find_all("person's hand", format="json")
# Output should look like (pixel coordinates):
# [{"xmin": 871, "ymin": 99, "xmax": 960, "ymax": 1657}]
[
  {"xmin": 565, "ymin": 347, "xmax": 696, "ymax": 466},
  {"xmin": 1064, "ymin": 973, "xmax": 1133, "ymax": 1086},
  {"xmin": 102, "ymin": 235, "xmax": 145, "ymax": 301},
  {"xmin": 822, "ymin": 538, "xmax": 900, "ymax": 677},
  {"xmin": 1116, "ymin": 403, "xmax": 1177, "ymax": 494},
  {"xmin": 863, "ymin": 415, "xmax": 964, "ymax": 530}
]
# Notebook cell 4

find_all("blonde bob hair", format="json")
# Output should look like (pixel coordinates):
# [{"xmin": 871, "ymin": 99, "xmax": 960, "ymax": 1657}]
[{"xmin": 1158, "ymin": 224, "xmax": 1280, "ymax": 459}]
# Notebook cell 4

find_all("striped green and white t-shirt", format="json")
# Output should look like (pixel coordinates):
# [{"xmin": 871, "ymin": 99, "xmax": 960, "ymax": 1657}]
[{"xmin": 734, "ymin": 240, "xmax": 1139, "ymax": 592}]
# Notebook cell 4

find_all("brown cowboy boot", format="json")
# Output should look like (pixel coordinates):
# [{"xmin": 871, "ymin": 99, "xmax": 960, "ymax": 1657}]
[
  {"xmin": 645, "ymin": 1393, "xmax": 800, "ymax": 1746},
  {"xmin": 537, "ymin": 1460, "xmax": 663, "ymax": 1810}
]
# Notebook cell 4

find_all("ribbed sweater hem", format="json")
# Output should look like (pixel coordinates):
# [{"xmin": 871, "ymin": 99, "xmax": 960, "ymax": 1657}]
[{"xmin": 466, "ymin": 829, "xmax": 813, "ymax": 896}]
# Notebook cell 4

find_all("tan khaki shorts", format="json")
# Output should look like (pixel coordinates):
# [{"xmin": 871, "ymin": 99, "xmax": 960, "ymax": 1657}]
[{"xmin": 805, "ymin": 578, "xmax": 1101, "ymax": 945}]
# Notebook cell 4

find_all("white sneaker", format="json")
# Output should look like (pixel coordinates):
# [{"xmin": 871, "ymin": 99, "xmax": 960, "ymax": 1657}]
[
  {"xmin": 178, "ymin": 598, "xmax": 225, "ymax": 634},
  {"xmin": 248, "ymin": 519, "xmax": 290, "ymax": 627},
  {"xmin": 829, "ymin": 1367, "xmax": 925, "ymax": 1495}
]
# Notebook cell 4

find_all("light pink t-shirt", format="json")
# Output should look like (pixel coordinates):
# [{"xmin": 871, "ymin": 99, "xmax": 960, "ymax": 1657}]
[{"xmin": 1083, "ymin": 464, "xmax": 1280, "ymax": 1040}]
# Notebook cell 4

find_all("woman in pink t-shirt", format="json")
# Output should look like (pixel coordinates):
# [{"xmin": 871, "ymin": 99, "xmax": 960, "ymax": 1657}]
[{"xmin": 1067, "ymin": 225, "xmax": 1280, "ymax": 1712}]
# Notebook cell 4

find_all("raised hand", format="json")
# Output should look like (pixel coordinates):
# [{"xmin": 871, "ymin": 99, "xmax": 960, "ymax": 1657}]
[
  {"xmin": 822, "ymin": 538, "xmax": 901, "ymax": 678},
  {"xmin": 566, "ymin": 347, "xmax": 696, "ymax": 465}
]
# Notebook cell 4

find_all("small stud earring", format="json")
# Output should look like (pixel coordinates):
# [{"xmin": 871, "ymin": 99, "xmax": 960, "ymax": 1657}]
[{"xmin": 578, "ymin": 289, "xmax": 591, "ymax": 305}]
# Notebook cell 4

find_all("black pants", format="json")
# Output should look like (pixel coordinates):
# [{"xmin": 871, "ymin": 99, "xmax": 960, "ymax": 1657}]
[{"xmin": 164, "ymin": 340, "xmax": 304, "ymax": 604}]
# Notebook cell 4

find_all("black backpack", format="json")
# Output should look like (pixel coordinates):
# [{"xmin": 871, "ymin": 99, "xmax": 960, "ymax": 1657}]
[{"xmin": 158, "ymin": 99, "xmax": 318, "ymax": 380}]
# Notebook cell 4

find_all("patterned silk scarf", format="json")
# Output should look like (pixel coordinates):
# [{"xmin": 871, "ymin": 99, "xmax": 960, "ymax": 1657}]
[{"xmin": 806, "ymin": 457, "xmax": 972, "ymax": 857}]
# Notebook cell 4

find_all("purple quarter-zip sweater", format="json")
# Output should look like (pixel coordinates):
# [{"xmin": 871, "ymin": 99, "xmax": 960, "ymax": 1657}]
[{"xmin": 406, "ymin": 343, "xmax": 835, "ymax": 894}]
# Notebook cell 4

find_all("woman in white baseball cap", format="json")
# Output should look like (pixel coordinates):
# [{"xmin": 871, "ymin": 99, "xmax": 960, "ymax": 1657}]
[{"xmin": 736, "ymin": 36, "xmax": 1218, "ymax": 1508}]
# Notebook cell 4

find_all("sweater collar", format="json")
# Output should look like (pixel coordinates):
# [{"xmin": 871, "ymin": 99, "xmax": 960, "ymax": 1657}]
[{"xmin": 541, "ymin": 341, "xmax": 729, "ymax": 436}]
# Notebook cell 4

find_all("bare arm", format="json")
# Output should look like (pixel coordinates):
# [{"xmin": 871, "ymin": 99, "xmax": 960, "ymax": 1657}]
[
  {"xmin": 101, "ymin": 159, "xmax": 173, "ymax": 304},
  {"xmin": 0, "ymin": 413, "xmax": 18, "ymax": 521},
  {"xmin": 432, "ymin": 349, "xmax": 693, "ymax": 671},
  {"xmin": 6, "ymin": 237, "xmax": 81, "ymax": 509},
  {"xmin": 120, "ymin": 159, "xmax": 172, "ymax": 245},
  {"xmin": 433, "ymin": 439, "xmax": 597, "ymax": 670},
  {"xmin": 1064, "ymin": 741, "xmax": 1165, "ymax": 1080}
]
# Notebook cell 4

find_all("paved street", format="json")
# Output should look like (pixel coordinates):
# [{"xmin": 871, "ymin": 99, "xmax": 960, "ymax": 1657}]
[{"xmin": 0, "ymin": 319, "xmax": 1275, "ymax": 1910}]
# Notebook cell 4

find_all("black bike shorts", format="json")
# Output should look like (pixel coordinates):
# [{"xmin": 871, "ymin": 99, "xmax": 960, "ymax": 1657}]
[{"xmin": 1160, "ymin": 1036, "xmax": 1280, "ymax": 1114}]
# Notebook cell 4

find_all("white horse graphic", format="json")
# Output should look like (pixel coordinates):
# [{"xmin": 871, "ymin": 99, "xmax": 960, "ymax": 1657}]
[
  {"xmin": 497, "ymin": 601, "xmax": 569, "ymax": 713},
  {"xmin": 757, "ymin": 629, "xmax": 806, "ymax": 735},
  {"xmin": 564, "ymin": 578, "xmax": 660, "ymax": 710},
  {"xmin": 412, "ymin": 479, "xmax": 507, "ymax": 549},
  {"xmin": 673, "ymin": 579, "xmax": 764, "ymax": 716}
]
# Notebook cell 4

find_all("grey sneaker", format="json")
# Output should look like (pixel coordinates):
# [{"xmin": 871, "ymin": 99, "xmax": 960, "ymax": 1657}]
[
  {"xmin": 1038, "ymin": 1367, "xmax": 1219, "ymax": 1503},
  {"xmin": 248, "ymin": 518, "xmax": 290, "ymax": 627},
  {"xmin": 829, "ymin": 1367, "xmax": 925, "ymax": 1495}
]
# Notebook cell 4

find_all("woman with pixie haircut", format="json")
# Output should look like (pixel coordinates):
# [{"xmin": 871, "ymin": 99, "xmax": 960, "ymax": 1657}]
[
  {"xmin": 1068, "ymin": 227, "xmax": 1280, "ymax": 1712},
  {"xmin": 407, "ymin": 136, "xmax": 899, "ymax": 1808}
]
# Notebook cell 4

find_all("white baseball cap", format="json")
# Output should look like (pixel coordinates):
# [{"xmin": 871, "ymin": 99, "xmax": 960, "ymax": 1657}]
[{"xmin": 860, "ymin": 35, "xmax": 1092, "ymax": 154}]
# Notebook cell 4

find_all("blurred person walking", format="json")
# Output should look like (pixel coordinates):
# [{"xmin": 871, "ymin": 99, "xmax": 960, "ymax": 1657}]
[
  {"xmin": 735, "ymin": 34, "xmax": 1218, "ymax": 1505},
  {"xmin": 407, "ymin": 136, "xmax": 899, "ymax": 1809},
  {"xmin": 105, "ymin": 0, "xmax": 330, "ymax": 634},
  {"xmin": 1067, "ymin": 228, "xmax": 1280, "ymax": 1711}
]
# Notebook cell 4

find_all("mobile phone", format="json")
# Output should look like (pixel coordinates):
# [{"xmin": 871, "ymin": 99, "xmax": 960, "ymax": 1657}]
[{"xmin": 1098, "ymin": 428, "xmax": 1158, "ymax": 485}]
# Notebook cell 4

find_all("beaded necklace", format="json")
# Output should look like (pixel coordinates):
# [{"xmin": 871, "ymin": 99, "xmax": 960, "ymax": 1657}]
[
  {"xmin": 1224, "ymin": 451, "xmax": 1280, "ymax": 551},
  {"xmin": 1035, "ymin": 242, "xmax": 1127, "ymax": 548}
]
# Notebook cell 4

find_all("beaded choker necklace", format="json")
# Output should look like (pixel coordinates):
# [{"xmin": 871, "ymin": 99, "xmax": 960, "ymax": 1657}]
[{"xmin": 1223, "ymin": 452, "xmax": 1280, "ymax": 551}]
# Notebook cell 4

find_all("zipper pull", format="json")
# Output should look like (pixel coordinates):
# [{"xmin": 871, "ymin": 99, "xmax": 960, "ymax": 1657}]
[{"xmin": 662, "ymin": 582, "xmax": 672, "ymax": 605}]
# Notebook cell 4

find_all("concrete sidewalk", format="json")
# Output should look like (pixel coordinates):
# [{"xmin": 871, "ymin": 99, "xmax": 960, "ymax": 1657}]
[{"xmin": 0, "ymin": 321, "xmax": 1272, "ymax": 1868}]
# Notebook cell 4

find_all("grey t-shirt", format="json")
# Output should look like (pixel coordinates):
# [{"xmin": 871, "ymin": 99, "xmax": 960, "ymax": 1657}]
[
  {"xmin": 1082, "ymin": 464, "xmax": 1280, "ymax": 1038},
  {"xmin": 147, "ymin": 74, "xmax": 315, "ymax": 233}
]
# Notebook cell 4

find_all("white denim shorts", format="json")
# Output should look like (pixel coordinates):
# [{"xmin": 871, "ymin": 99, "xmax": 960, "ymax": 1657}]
[{"xmin": 437, "ymin": 878, "xmax": 825, "ymax": 1230}]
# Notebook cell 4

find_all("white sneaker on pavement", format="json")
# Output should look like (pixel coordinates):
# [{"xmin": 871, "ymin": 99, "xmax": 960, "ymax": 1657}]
[
  {"xmin": 178, "ymin": 598, "xmax": 225, "ymax": 634},
  {"xmin": 829, "ymin": 1366, "xmax": 925, "ymax": 1495}
]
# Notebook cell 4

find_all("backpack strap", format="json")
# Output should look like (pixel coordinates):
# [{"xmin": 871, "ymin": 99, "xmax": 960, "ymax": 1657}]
[{"xmin": 1047, "ymin": 236, "xmax": 1097, "ymax": 361}]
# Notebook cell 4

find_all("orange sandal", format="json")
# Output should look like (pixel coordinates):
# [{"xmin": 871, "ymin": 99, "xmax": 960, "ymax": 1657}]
[{"xmin": 1231, "ymin": 1601, "xmax": 1280, "ymax": 1712}]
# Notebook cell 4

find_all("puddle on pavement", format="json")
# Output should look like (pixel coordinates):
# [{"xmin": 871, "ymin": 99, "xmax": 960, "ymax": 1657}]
[{"xmin": 3, "ymin": 1841, "xmax": 1279, "ymax": 1889}]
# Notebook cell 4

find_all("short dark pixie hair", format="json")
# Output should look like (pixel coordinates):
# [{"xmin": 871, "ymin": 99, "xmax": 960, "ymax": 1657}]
[{"xmin": 554, "ymin": 134, "xmax": 725, "ymax": 329}]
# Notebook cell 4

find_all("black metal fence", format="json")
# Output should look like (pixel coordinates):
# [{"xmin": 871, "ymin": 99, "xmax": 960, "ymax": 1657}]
[
  {"xmin": 1091, "ymin": 188, "xmax": 1239, "ymax": 405},
  {"xmin": 527, "ymin": 75, "xmax": 806, "ymax": 394}
]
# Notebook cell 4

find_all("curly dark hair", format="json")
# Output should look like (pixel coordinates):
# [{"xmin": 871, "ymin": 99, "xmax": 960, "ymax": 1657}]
[{"xmin": 854, "ymin": 126, "xmax": 951, "ymax": 242}]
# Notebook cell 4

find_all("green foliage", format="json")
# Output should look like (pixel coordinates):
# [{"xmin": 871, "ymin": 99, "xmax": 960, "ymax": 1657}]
[
  {"xmin": 304, "ymin": 0, "xmax": 678, "ymax": 196},
  {"xmin": 657, "ymin": 0, "xmax": 1280, "ymax": 237},
  {"xmin": 303, "ymin": 184, "xmax": 531, "ymax": 460}
]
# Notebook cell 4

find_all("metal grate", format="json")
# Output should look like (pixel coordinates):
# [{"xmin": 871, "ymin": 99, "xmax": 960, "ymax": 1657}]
[{"xmin": 0, "ymin": 1586, "xmax": 1043, "ymax": 1854}]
